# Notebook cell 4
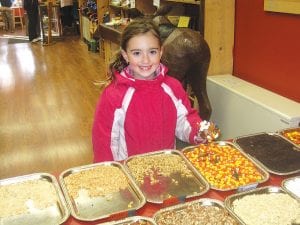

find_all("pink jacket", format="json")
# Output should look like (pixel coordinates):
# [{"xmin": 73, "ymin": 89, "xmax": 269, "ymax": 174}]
[{"xmin": 92, "ymin": 64, "xmax": 202, "ymax": 162}]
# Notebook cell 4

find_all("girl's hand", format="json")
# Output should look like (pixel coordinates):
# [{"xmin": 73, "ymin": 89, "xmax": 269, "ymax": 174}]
[{"xmin": 194, "ymin": 120, "xmax": 221, "ymax": 143}]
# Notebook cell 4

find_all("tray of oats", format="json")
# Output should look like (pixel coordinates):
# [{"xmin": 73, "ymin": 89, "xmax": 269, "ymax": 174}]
[
  {"xmin": 277, "ymin": 127, "xmax": 300, "ymax": 147},
  {"xmin": 123, "ymin": 150, "xmax": 209, "ymax": 204},
  {"xmin": 153, "ymin": 198, "xmax": 240, "ymax": 225},
  {"xmin": 233, "ymin": 132, "xmax": 300, "ymax": 175},
  {"xmin": 182, "ymin": 141, "xmax": 269, "ymax": 191},
  {"xmin": 59, "ymin": 162, "xmax": 146, "ymax": 221},
  {"xmin": 98, "ymin": 216, "xmax": 157, "ymax": 225},
  {"xmin": 0, "ymin": 173, "xmax": 69, "ymax": 225},
  {"xmin": 224, "ymin": 186, "xmax": 300, "ymax": 225},
  {"xmin": 282, "ymin": 176, "xmax": 300, "ymax": 200}
]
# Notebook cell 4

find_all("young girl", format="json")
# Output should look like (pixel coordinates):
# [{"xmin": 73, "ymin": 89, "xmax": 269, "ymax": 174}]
[{"xmin": 92, "ymin": 18, "xmax": 219, "ymax": 162}]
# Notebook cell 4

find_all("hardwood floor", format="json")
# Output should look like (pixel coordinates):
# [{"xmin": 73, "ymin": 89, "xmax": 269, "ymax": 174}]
[{"xmin": 0, "ymin": 30, "xmax": 106, "ymax": 179}]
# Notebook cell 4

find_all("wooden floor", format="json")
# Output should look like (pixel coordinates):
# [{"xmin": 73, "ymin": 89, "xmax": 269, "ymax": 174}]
[{"xmin": 0, "ymin": 28, "xmax": 106, "ymax": 179}]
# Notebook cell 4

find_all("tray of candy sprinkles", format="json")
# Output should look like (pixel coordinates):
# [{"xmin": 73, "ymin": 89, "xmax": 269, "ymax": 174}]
[
  {"xmin": 277, "ymin": 127, "xmax": 300, "ymax": 146},
  {"xmin": 182, "ymin": 141, "xmax": 269, "ymax": 191}
]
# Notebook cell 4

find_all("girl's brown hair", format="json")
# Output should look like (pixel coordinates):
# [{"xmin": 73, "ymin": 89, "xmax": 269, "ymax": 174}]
[{"xmin": 108, "ymin": 18, "xmax": 162, "ymax": 80}]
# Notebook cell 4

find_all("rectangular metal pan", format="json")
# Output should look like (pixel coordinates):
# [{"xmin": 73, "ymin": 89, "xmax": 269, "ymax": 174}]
[
  {"xmin": 182, "ymin": 141, "xmax": 269, "ymax": 191},
  {"xmin": 224, "ymin": 186, "xmax": 300, "ymax": 225},
  {"xmin": 59, "ymin": 162, "xmax": 146, "ymax": 221},
  {"xmin": 282, "ymin": 176, "xmax": 300, "ymax": 200},
  {"xmin": 98, "ymin": 216, "xmax": 157, "ymax": 225},
  {"xmin": 233, "ymin": 132, "xmax": 300, "ymax": 175},
  {"xmin": 123, "ymin": 149, "xmax": 209, "ymax": 204},
  {"xmin": 153, "ymin": 198, "xmax": 240, "ymax": 225},
  {"xmin": 277, "ymin": 127, "xmax": 300, "ymax": 147},
  {"xmin": 0, "ymin": 173, "xmax": 69, "ymax": 225}
]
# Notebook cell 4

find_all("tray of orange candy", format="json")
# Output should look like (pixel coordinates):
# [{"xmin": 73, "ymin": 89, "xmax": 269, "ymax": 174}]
[
  {"xmin": 277, "ymin": 127, "xmax": 300, "ymax": 146},
  {"xmin": 182, "ymin": 141, "xmax": 269, "ymax": 191}
]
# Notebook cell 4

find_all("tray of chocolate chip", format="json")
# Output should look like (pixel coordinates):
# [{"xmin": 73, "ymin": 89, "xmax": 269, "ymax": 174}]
[
  {"xmin": 123, "ymin": 150, "xmax": 209, "ymax": 204},
  {"xmin": 277, "ymin": 127, "xmax": 300, "ymax": 147},
  {"xmin": 59, "ymin": 162, "xmax": 146, "ymax": 221},
  {"xmin": 282, "ymin": 176, "xmax": 300, "ymax": 200},
  {"xmin": 153, "ymin": 198, "xmax": 240, "ymax": 225},
  {"xmin": 233, "ymin": 132, "xmax": 300, "ymax": 175},
  {"xmin": 182, "ymin": 141, "xmax": 269, "ymax": 191},
  {"xmin": 0, "ymin": 173, "xmax": 69, "ymax": 225},
  {"xmin": 98, "ymin": 216, "xmax": 157, "ymax": 225}
]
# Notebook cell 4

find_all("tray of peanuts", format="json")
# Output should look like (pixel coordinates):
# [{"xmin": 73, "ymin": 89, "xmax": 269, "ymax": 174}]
[
  {"xmin": 98, "ymin": 216, "xmax": 157, "ymax": 225},
  {"xmin": 0, "ymin": 173, "xmax": 70, "ymax": 225},
  {"xmin": 282, "ymin": 175, "xmax": 300, "ymax": 200},
  {"xmin": 182, "ymin": 141, "xmax": 269, "ymax": 191},
  {"xmin": 224, "ymin": 186, "xmax": 300, "ymax": 225},
  {"xmin": 123, "ymin": 150, "xmax": 209, "ymax": 204},
  {"xmin": 59, "ymin": 162, "xmax": 146, "ymax": 221},
  {"xmin": 153, "ymin": 198, "xmax": 240, "ymax": 225},
  {"xmin": 277, "ymin": 127, "xmax": 300, "ymax": 146}
]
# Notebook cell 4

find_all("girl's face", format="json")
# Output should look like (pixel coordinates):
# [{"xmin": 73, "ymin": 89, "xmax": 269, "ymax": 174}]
[{"xmin": 121, "ymin": 31, "xmax": 163, "ymax": 80}]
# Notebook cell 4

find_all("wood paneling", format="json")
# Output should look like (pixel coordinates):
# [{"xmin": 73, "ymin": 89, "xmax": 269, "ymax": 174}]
[
  {"xmin": 0, "ymin": 36, "xmax": 106, "ymax": 179},
  {"xmin": 204, "ymin": 0, "xmax": 235, "ymax": 75}
]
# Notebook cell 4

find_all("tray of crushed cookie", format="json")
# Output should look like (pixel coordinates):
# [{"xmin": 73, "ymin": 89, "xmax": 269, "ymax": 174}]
[
  {"xmin": 224, "ymin": 186, "xmax": 300, "ymax": 225},
  {"xmin": 153, "ymin": 198, "xmax": 240, "ymax": 225},
  {"xmin": 123, "ymin": 150, "xmax": 209, "ymax": 204},
  {"xmin": 0, "ymin": 173, "xmax": 69, "ymax": 225},
  {"xmin": 98, "ymin": 216, "xmax": 157, "ymax": 225},
  {"xmin": 277, "ymin": 127, "xmax": 300, "ymax": 147},
  {"xmin": 233, "ymin": 132, "xmax": 300, "ymax": 175},
  {"xmin": 182, "ymin": 141, "xmax": 269, "ymax": 191},
  {"xmin": 59, "ymin": 162, "xmax": 146, "ymax": 221}
]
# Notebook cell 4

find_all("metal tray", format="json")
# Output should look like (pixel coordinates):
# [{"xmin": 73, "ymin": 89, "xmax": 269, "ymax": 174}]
[
  {"xmin": 182, "ymin": 141, "xmax": 269, "ymax": 191},
  {"xmin": 0, "ymin": 173, "xmax": 69, "ymax": 225},
  {"xmin": 277, "ymin": 127, "xmax": 300, "ymax": 147},
  {"xmin": 233, "ymin": 132, "xmax": 300, "ymax": 175},
  {"xmin": 123, "ymin": 150, "xmax": 209, "ymax": 204},
  {"xmin": 98, "ymin": 216, "xmax": 157, "ymax": 225},
  {"xmin": 153, "ymin": 198, "xmax": 240, "ymax": 225},
  {"xmin": 224, "ymin": 186, "xmax": 300, "ymax": 225},
  {"xmin": 59, "ymin": 162, "xmax": 146, "ymax": 221},
  {"xmin": 282, "ymin": 176, "xmax": 300, "ymax": 200}
]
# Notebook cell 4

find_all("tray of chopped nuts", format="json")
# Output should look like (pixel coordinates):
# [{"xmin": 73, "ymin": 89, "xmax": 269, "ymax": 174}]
[
  {"xmin": 182, "ymin": 141, "xmax": 269, "ymax": 191},
  {"xmin": 153, "ymin": 198, "xmax": 240, "ymax": 225},
  {"xmin": 123, "ymin": 150, "xmax": 209, "ymax": 204},
  {"xmin": 0, "ymin": 173, "xmax": 69, "ymax": 225},
  {"xmin": 59, "ymin": 162, "xmax": 146, "ymax": 221},
  {"xmin": 98, "ymin": 216, "xmax": 157, "ymax": 225}
]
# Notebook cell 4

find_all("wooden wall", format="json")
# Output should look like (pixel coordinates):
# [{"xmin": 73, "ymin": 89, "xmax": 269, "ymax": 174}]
[{"xmin": 204, "ymin": 0, "xmax": 235, "ymax": 76}]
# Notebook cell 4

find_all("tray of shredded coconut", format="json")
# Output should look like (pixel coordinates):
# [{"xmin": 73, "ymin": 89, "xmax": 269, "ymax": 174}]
[
  {"xmin": 153, "ymin": 198, "xmax": 240, "ymax": 225},
  {"xmin": 282, "ymin": 176, "xmax": 300, "ymax": 200},
  {"xmin": 0, "ymin": 173, "xmax": 69, "ymax": 225},
  {"xmin": 224, "ymin": 186, "xmax": 300, "ymax": 225},
  {"xmin": 59, "ymin": 162, "xmax": 146, "ymax": 221},
  {"xmin": 123, "ymin": 150, "xmax": 209, "ymax": 204},
  {"xmin": 98, "ymin": 216, "xmax": 157, "ymax": 225}
]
